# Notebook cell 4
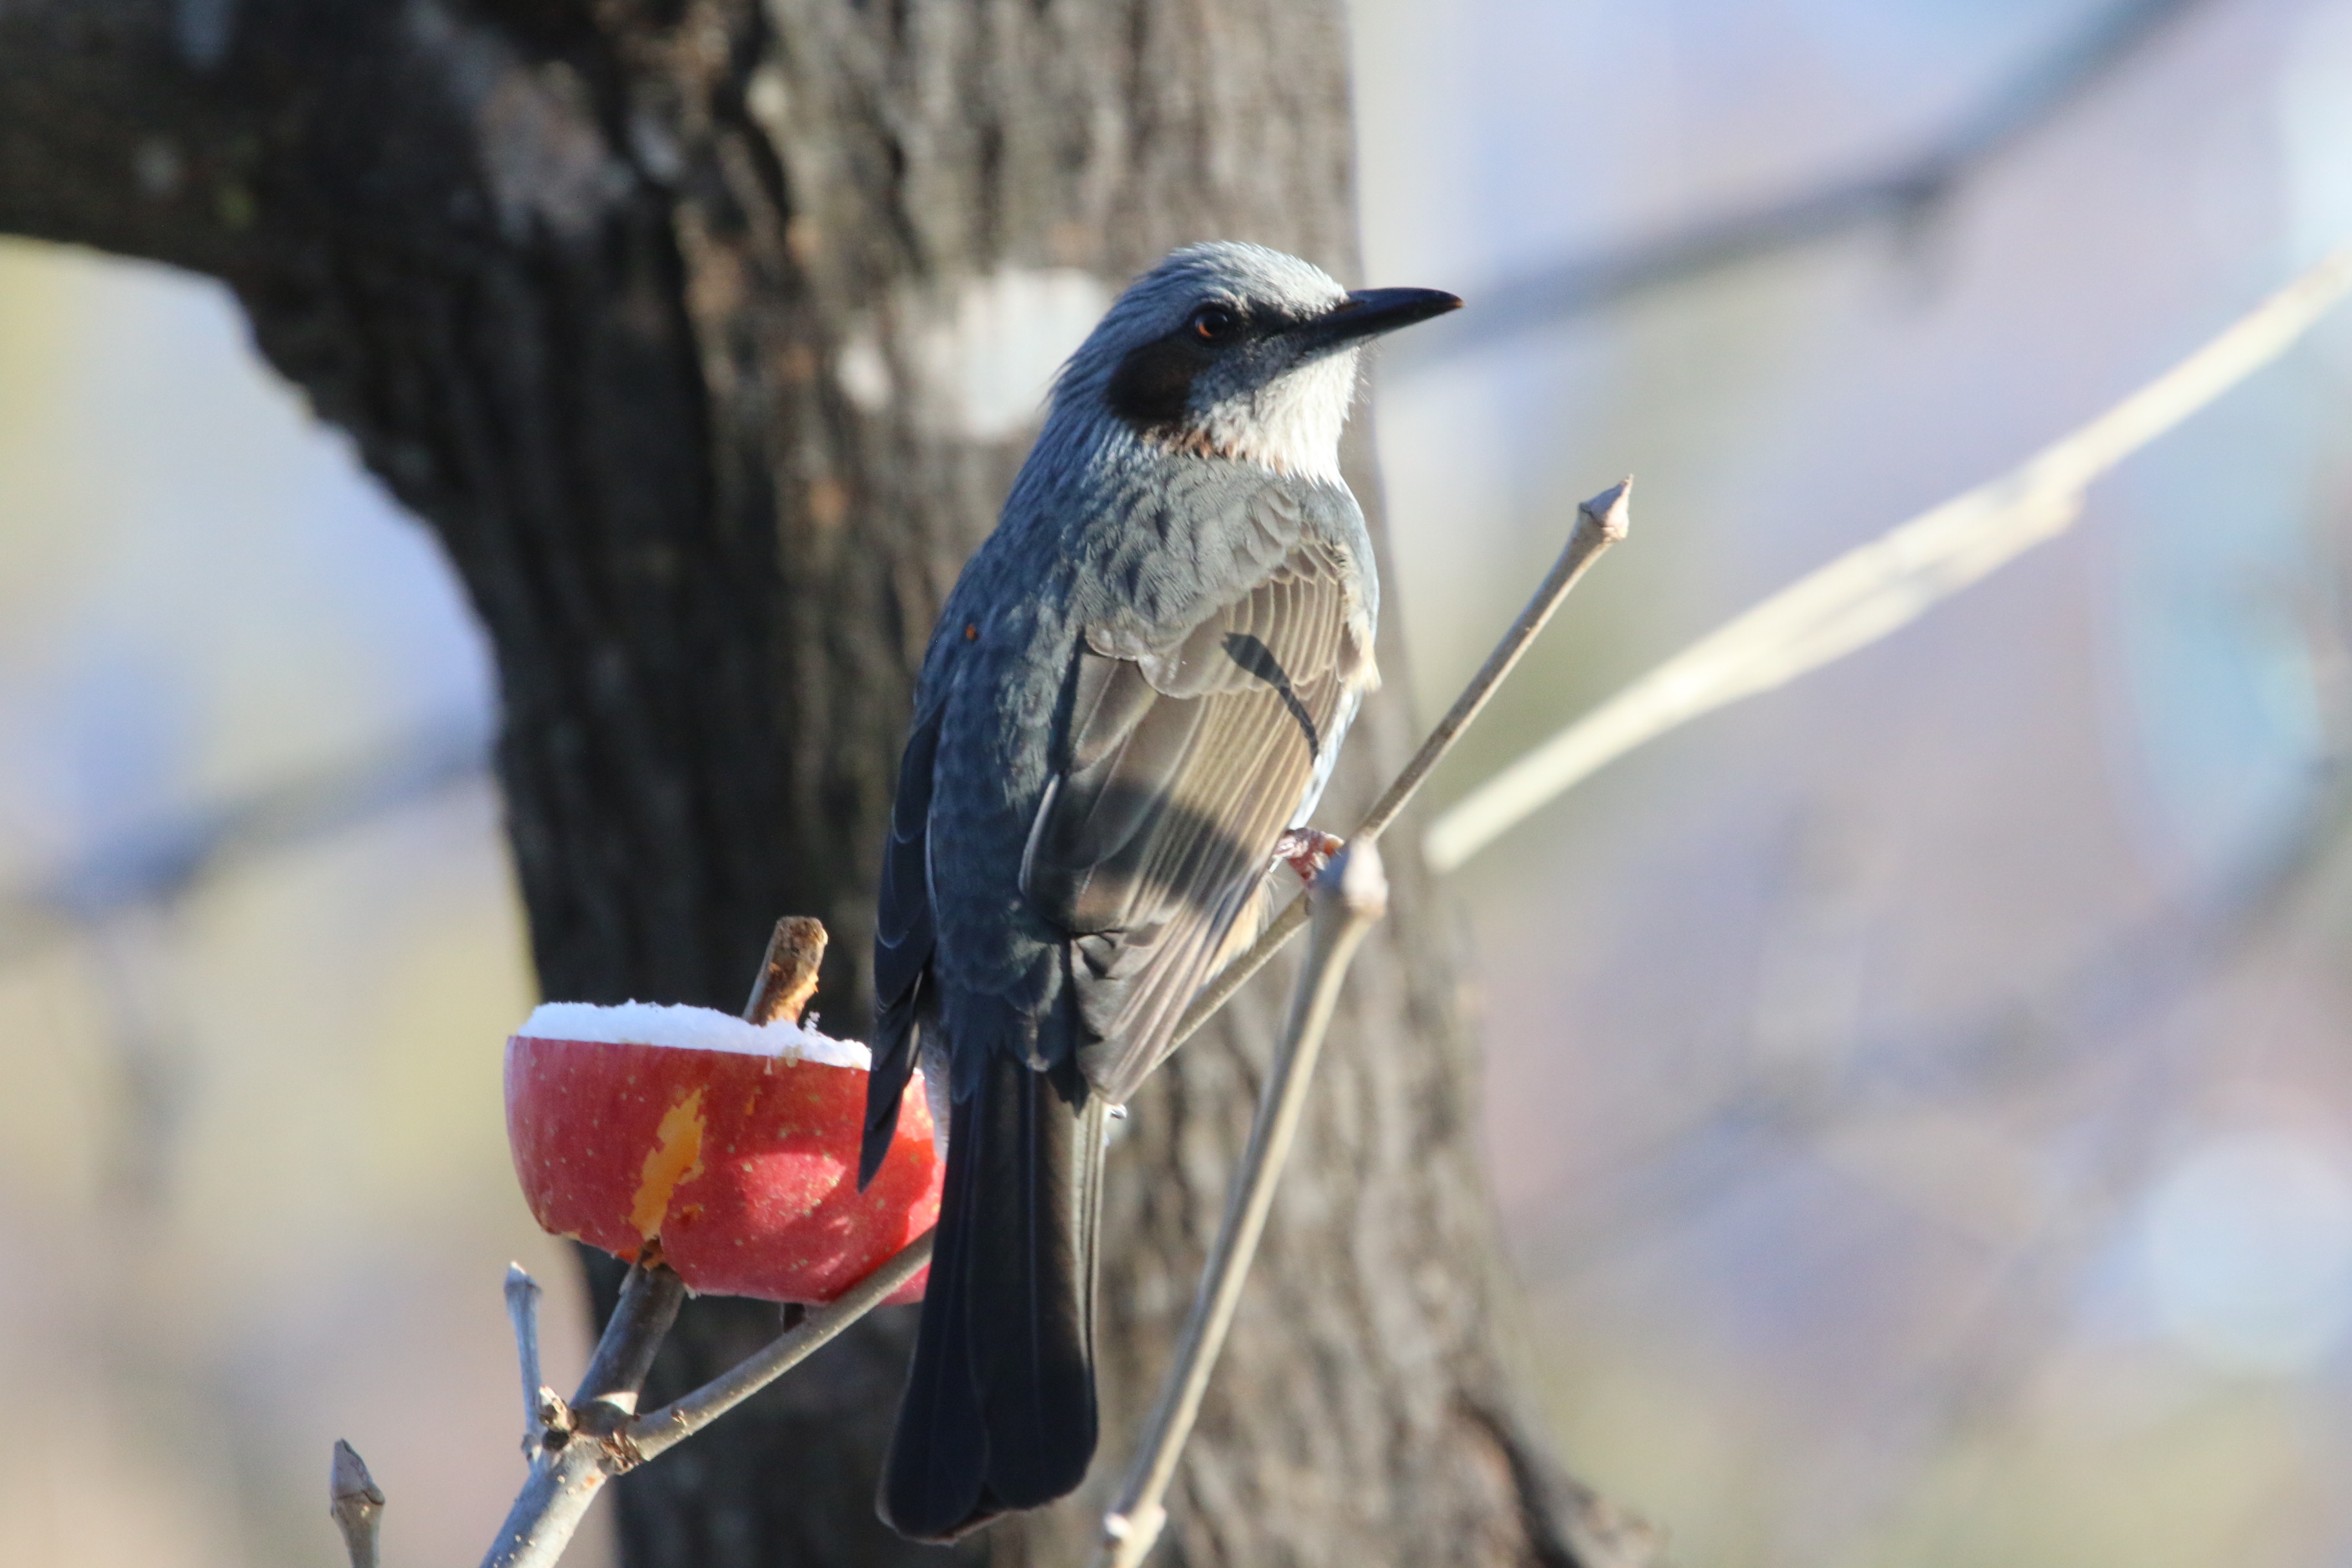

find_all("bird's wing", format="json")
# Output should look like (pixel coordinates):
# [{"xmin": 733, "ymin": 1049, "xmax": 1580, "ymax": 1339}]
[
  {"xmin": 1022, "ymin": 536, "xmax": 1371, "ymax": 1104},
  {"xmin": 861, "ymin": 698, "xmax": 943, "ymax": 1186}
]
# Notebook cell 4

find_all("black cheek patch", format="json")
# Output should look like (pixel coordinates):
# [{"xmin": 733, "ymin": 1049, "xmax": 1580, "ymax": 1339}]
[{"xmin": 1105, "ymin": 333, "xmax": 1213, "ymax": 435}]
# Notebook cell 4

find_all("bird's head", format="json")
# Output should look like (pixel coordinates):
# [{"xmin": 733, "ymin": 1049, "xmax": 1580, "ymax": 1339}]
[{"xmin": 1053, "ymin": 242, "xmax": 1460, "ymax": 485}]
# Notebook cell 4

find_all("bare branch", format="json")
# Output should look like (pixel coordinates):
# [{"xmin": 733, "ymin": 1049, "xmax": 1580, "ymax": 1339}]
[
  {"xmin": 1093, "ymin": 845, "xmax": 1391, "ymax": 1568},
  {"xmin": 0, "ymin": 715, "xmax": 485, "ymax": 965},
  {"xmin": 1522, "ymin": 734, "xmax": 2352, "ymax": 1289},
  {"xmin": 480, "ymin": 1260, "xmax": 687, "ymax": 1568},
  {"xmin": 1364, "ymin": 480, "xmax": 1632, "ymax": 847},
  {"xmin": 329, "ymin": 1440, "xmax": 386, "ymax": 1568},
  {"xmin": 628, "ymin": 1230, "xmax": 935, "ymax": 1461},
  {"xmin": 504, "ymin": 1264, "xmax": 547, "ymax": 1454},
  {"xmin": 1426, "ymin": 244, "xmax": 2352, "ymax": 871},
  {"xmin": 573, "ymin": 1260, "xmax": 689, "ymax": 1420},
  {"xmin": 478, "ymin": 1235, "xmax": 933, "ymax": 1566},
  {"xmin": 480, "ymin": 1444, "xmax": 604, "ymax": 1568},
  {"xmin": 1400, "ymin": 0, "xmax": 2211, "ymax": 366},
  {"xmin": 1166, "ymin": 480, "xmax": 1628, "ymax": 1052}
]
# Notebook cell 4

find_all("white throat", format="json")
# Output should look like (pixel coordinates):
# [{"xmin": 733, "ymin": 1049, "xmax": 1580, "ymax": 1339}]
[{"xmin": 1193, "ymin": 350, "xmax": 1360, "ymax": 485}]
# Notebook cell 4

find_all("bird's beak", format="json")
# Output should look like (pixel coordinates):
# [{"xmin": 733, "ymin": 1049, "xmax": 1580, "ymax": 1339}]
[{"xmin": 1293, "ymin": 287, "xmax": 1464, "ymax": 351}]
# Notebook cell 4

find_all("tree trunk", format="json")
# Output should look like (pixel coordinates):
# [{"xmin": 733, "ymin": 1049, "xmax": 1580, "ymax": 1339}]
[{"xmin": 0, "ymin": 3, "xmax": 1649, "ymax": 1563}]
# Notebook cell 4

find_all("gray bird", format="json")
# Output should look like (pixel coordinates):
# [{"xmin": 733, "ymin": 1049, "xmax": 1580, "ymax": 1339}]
[{"xmin": 858, "ymin": 241, "xmax": 1459, "ymax": 1541}]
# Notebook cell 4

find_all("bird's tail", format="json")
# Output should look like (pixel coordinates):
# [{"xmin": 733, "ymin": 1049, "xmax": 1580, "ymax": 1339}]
[{"xmin": 879, "ymin": 1048, "xmax": 1107, "ymax": 1542}]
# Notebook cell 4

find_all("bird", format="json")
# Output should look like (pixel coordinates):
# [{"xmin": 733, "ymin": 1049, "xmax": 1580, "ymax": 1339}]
[{"xmin": 858, "ymin": 240, "xmax": 1460, "ymax": 1542}]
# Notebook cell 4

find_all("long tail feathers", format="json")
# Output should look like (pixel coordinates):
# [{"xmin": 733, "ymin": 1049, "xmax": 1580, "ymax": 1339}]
[
  {"xmin": 879, "ymin": 1052, "xmax": 1107, "ymax": 1541},
  {"xmin": 878, "ymin": 1085, "xmax": 993, "ymax": 1536}
]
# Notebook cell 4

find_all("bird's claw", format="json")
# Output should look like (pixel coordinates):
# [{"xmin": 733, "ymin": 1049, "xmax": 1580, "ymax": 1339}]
[{"xmin": 1273, "ymin": 828, "xmax": 1344, "ymax": 885}]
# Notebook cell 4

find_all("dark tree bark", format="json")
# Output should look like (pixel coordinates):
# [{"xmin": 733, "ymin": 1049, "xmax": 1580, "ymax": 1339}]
[{"xmin": 0, "ymin": 3, "xmax": 1652, "ymax": 1564}]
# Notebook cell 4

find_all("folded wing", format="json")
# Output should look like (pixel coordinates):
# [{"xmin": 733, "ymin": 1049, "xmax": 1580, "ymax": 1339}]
[{"xmin": 1021, "ymin": 537, "xmax": 1371, "ymax": 1104}]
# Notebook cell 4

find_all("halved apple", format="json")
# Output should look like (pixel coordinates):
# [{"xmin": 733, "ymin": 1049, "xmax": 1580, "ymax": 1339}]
[{"xmin": 505, "ymin": 1001, "xmax": 938, "ymax": 1305}]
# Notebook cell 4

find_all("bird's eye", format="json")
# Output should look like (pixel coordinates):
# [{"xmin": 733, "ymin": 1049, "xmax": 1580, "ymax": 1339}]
[{"xmin": 1190, "ymin": 304, "xmax": 1239, "ymax": 343}]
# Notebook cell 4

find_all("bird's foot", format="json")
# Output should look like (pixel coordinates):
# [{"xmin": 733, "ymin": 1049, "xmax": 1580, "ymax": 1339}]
[{"xmin": 1273, "ymin": 828, "xmax": 1344, "ymax": 885}]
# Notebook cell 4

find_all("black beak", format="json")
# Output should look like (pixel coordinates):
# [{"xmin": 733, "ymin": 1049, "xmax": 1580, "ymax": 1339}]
[{"xmin": 1293, "ymin": 286, "xmax": 1464, "ymax": 350}]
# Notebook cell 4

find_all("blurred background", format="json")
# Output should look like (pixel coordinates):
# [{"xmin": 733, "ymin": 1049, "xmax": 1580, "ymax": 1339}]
[{"xmin": 5, "ymin": 0, "xmax": 2352, "ymax": 1562}]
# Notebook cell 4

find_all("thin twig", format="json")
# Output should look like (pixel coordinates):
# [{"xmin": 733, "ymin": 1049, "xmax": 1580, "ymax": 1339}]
[
  {"xmin": 480, "ymin": 1261, "xmax": 689, "ymax": 1568},
  {"xmin": 629, "ymin": 1230, "xmax": 934, "ymax": 1460},
  {"xmin": 1363, "ymin": 480, "xmax": 1632, "ymax": 848},
  {"xmin": 1518, "ymin": 734, "xmax": 2352, "ymax": 1288},
  {"xmin": 1165, "ymin": 480, "xmax": 1629, "ymax": 1054},
  {"xmin": 330, "ymin": 1440, "xmax": 386, "ymax": 1568},
  {"xmin": 478, "ymin": 1237, "xmax": 934, "ymax": 1566},
  {"xmin": 1424, "ymin": 244, "xmax": 2352, "ymax": 872},
  {"xmin": 743, "ymin": 915, "xmax": 827, "ymax": 1025},
  {"xmin": 1093, "ymin": 845, "xmax": 1391, "ymax": 1568},
  {"xmin": 504, "ymin": 1264, "xmax": 546, "ymax": 1451},
  {"xmin": 0, "ymin": 714, "xmax": 485, "ymax": 965},
  {"xmin": 1398, "ymin": 0, "xmax": 2210, "ymax": 367}
]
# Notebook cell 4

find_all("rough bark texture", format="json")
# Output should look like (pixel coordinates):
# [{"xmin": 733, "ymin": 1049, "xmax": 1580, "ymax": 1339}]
[{"xmin": 0, "ymin": 3, "xmax": 1653, "ymax": 1565}]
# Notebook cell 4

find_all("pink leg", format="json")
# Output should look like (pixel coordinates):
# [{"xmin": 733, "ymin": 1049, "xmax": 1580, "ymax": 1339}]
[{"xmin": 1272, "ymin": 828, "xmax": 1344, "ymax": 885}]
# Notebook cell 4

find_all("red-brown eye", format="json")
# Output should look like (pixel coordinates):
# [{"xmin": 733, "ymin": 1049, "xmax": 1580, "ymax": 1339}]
[{"xmin": 1190, "ymin": 304, "xmax": 1239, "ymax": 342}]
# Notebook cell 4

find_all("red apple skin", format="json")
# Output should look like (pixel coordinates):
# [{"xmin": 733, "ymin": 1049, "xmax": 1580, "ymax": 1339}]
[{"xmin": 505, "ymin": 1035, "xmax": 939, "ymax": 1305}]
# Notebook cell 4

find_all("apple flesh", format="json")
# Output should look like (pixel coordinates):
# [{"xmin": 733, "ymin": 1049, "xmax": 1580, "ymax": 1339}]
[{"xmin": 505, "ymin": 1003, "xmax": 939, "ymax": 1306}]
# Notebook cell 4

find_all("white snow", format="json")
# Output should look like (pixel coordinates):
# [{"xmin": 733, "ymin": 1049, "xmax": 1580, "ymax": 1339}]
[{"xmin": 516, "ymin": 1000, "xmax": 871, "ymax": 1071}]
